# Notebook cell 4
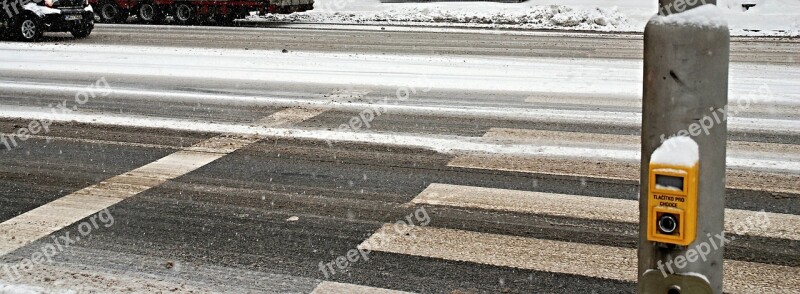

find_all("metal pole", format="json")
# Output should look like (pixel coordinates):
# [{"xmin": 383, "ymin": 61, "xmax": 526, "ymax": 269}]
[{"xmin": 640, "ymin": 0, "xmax": 729, "ymax": 293}]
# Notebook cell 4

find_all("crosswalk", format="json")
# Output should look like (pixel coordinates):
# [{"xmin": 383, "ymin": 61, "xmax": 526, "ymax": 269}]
[{"xmin": 2, "ymin": 27, "xmax": 799, "ymax": 293}]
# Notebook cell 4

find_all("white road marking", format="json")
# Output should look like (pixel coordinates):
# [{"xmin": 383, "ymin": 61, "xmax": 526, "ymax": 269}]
[
  {"xmin": 525, "ymin": 93, "xmax": 640, "ymax": 108},
  {"xmin": 411, "ymin": 184, "xmax": 800, "ymax": 241},
  {"xmin": 1, "ymin": 107, "xmax": 798, "ymax": 174},
  {"xmin": 359, "ymin": 225, "xmax": 800, "ymax": 294},
  {"xmin": 0, "ymin": 96, "xmax": 363, "ymax": 257},
  {"xmin": 524, "ymin": 94, "xmax": 800, "ymax": 115},
  {"xmin": 361, "ymin": 224, "xmax": 636, "ymax": 281},
  {"xmin": 481, "ymin": 128, "xmax": 800, "ymax": 158},
  {"xmin": 311, "ymin": 281, "xmax": 414, "ymax": 294},
  {"xmin": 448, "ymin": 128, "xmax": 800, "ymax": 193},
  {"xmin": 0, "ymin": 150, "xmax": 226, "ymax": 256},
  {"xmin": 448, "ymin": 153, "xmax": 800, "ymax": 194}
]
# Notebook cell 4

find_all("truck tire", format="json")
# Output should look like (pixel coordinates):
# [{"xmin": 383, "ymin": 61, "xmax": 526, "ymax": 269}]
[
  {"xmin": 70, "ymin": 22, "xmax": 94, "ymax": 38},
  {"xmin": 137, "ymin": 2, "xmax": 164, "ymax": 24},
  {"xmin": 98, "ymin": 1, "xmax": 129, "ymax": 23},
  {"xmin": 14, "ymin": 14, "xmax": 43, "ymax": 42},
  {"xmin": 173, "ymin": 3, "xmax": 195, "ymax": 25}
]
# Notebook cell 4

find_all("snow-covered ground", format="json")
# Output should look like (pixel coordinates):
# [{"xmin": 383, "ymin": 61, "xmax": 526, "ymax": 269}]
[
  {"xmin": 250, "ymin": 0, "xmax": 800, "ymax": 36},
  {"xmin": 2, "ymin": 42, "xmax": 798, "ymax": 103}
]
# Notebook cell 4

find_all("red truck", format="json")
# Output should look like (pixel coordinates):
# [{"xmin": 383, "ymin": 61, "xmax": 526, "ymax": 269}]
[{"xmin": 89, "ymin": 0, "xmax": 313, "ymax": 24}]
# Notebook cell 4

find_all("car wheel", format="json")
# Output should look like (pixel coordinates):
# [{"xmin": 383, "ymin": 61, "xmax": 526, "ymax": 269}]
[
  {"xmin": 99, "ymin": 1, "xmax": 129, "ymax": 23},
  {"xmin": 15, "ymin": 15, "xmax": 42, "ymax": 42},
  {"xmin": 173, "ymin": 3, "xmax": 195, "ymax": 25},
  {"xmin": 137, "ymin": 3, "xmax": 163, "ymax": 24}
]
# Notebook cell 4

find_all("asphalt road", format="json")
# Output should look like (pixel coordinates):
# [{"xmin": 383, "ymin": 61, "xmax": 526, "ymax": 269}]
[
  {"xmin": 41, "ymin": 23, "xmax": 800, "ymax": 63},
  {"xmin": 0, "ymin": 24, "xmax": 798, "ymax": 293}
]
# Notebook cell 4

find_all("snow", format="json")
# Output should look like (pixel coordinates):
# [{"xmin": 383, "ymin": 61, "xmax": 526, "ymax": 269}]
[
  {"xmin": 714, "ymin": 0, "xmax": 800, "ymax": 35},
  {"xmin": 651, "ymin": 136, "xmax": 699, "ymax": 167},
  {"xmin": 1, "ymin": 43, "xmax": 799, "ymax": 105},
  {"xmin": 1, "ymin": 106, "xmax": 798, "ymax": 173},
  {"xmin": 256, "ymin": 4, "xmax": 628, "ymax": 31},
  {"xmin": 651, "ymin": 4, "xmax": 728, "ymax": 28},
  {"xmin": 0, "ymin": 42, "xmax": 798, "ymax": 133},
  {"xmin": 0, "ymin": 282, "xmax": 73, "ymax": 294},
  {"xmin": 23, "ymin": 3, "xmax": 61, "ymax": 17},
  {"xmin": 656, "ymin": 184, "xmax": 684, "ymax": 191},
  {"xmin": 247, "ymin": 0, "xmax": 800, "ymax": 36},
  {"xmin": 253, "ymin": 1, "xmax": 630, "ymax": 31}
]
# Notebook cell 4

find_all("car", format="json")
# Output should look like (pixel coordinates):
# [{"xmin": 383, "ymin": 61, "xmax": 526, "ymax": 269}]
[{"xmin": 1, "ymin": 0, "xmax": 95, "ymax": 41}]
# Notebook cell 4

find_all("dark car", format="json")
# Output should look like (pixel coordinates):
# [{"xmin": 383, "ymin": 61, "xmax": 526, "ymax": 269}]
[{"xmin": 1, "ymin": 0, "xmax": 94, "ymax": 41}]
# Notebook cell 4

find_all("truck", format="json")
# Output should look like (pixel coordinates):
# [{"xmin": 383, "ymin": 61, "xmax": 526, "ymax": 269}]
[
  {"xmin": 89, "ymin": 0, "xmax": 313, "ymax": 24},
  {"xmin": 1, "ymin": 0, "xmax": 95, "ymax": 41}
]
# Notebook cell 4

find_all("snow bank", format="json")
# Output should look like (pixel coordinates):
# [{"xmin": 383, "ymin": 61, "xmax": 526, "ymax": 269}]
[
  {"xmin": 651, "ymin": 4, "xmax": 728, "ymax": 28},
  {"xmin": 247, "ymin": 0, "xmax": 799, "ymax": 36},
  {"xmin": 0, "ymin": 282, "xmax": 71, "ymax": 294},
  {"xmin": 715, "ymin": 0, "xmax": 800, "ymax": 36},
  {"xmin": 255, "ymin": 5, "xmax": 628, "ymax": 31},
  {"xmin": 651, "ymin": 136, "xmax": 699, "ymax": 167}
]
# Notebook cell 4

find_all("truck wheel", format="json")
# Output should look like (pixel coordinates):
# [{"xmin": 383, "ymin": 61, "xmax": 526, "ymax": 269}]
[
  {"xmin": 99, "ymin": 1, "xmax": 129, "ymax": 23},
  {"xmin": 70, "ymin": 22, "xmax": 94, "ymax": 39},
  {"xmin": 173, "ymin": 3, "xmax": 195, "ymax": 25},
  {"xmin": 137, "ymin": 3, "xmax": 164, "ymax": 24},
  {"xmin": 15, "ymin": 15, "xmax": 42, "ymax": 42}
]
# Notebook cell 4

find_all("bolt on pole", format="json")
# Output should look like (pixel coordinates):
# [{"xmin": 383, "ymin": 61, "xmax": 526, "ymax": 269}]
[{"xmin": 639, "ymin": 0, "xmax": 729, "ymax": 293}]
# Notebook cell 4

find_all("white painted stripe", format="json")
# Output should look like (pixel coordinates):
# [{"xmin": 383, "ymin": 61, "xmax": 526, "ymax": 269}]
[
  {"xmin": 0, "ymin": 105, "xmax": 337, "ymax": 257},
  {"xmin": 412, "ymin": 184, "xmax": 800, "ymax": 241},
  {"xmin": 447, "ymin": 154, "xmax": 800, "ymax": 194},
  {"xmin": 414, "ymin": 183, "xmax": 637, "ymax": 223},
  {"xmin": 360, "ymin": 224, "xmax": 637, "ymax": 281},
  {"xmin": 0, "ymin": 150, "xmax": 225, "ymax": 256},
  {"xmin": 481, "ymin": 128, "xmax": 800, "ymax": 160},
  {"xmin": 1, "ymin": 107, "xmax": 798, "ymax": 174},
  {"xmin": 524, "ymin": 95, "xmax": 800, "ymax": 115},
  {"xmin": 311, "ymin": 281, "xmax": 414, "ymax": 294},
  {"xmin": 359, "ymin": 225, "xmax": 800, "ymax": 293},
  {"xmin": 525, "ymin": 93, "xmax": 640, "ymax": 108},
  {"xmin": 449, "ymin": 128, "xmax": 800, "ymax": 193}
]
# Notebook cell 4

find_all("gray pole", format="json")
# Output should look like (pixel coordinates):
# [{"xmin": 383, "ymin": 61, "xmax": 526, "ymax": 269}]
[{"xmin": 640, "ymin": 0, "xmax": 729, "ymax": 293}]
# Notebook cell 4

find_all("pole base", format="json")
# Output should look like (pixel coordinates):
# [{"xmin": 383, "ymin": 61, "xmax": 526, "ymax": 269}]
[{"xmin": 640, "ymin": 270, "xmax": 713, "ymax": 294}]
